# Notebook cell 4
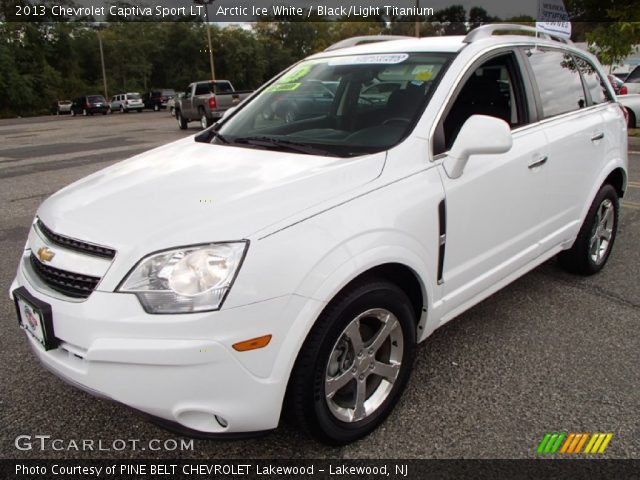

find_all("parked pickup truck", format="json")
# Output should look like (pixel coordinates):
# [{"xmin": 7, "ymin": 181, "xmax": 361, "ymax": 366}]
[{"xmin": 175, "ymin": 80, "xmax": 252, "ymax": 129}]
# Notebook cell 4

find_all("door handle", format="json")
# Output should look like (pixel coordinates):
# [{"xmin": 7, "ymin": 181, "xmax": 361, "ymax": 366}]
[
  {"xmin": 528, "ymin": 156, "xmax": 548, "ymax": 169},
  {"xmin": 591, "ymin": 132, "xmax": 605, "ymax": 142}
]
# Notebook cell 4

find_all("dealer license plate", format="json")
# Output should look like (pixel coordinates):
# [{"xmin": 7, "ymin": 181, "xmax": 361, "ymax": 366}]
[{"xmin": 13, "ymin": 287, "xmax": 57, "ymax": 350}]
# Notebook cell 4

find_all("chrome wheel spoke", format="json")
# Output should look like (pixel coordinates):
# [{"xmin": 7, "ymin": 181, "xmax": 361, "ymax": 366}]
[
  {"xmin": 601, "ymin": 204, "xmax": 612, "ymax": 226},
  {"xmin": 371, "ymin": 361, "xmax": 400, "ymax": 382},
  {"xmin": 369, "ymin": 316, "xmax": 397, "ymax": 354},
  {"xmin": 344, "ymin": 320, "xmax": 364, "ymax": 353},
  {"xmin": 601, "ymin": 229, "xmax": 612, "ymax": 242},
  {"xmin": 326, "ymin": 370, "xmax": 354, "ymax": 398},
  {"xmin": 352, "ymin": 379, "xmax": 367, "ymax": 421}
]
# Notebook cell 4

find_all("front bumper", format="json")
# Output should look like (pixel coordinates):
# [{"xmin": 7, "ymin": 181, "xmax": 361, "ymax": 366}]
[{"xmin": 11, "ymin": 255, "xmax": 319, "ymax": 434}]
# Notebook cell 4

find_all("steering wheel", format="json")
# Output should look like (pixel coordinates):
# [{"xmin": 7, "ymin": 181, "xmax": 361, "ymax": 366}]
[{"xmin": 383, "ymin": 117, "xmax": 410, "ymax": 126}]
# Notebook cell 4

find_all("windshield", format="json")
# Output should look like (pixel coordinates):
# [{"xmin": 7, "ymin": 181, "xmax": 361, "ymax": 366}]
[
  {"xmin": 214, "ymin": 52, "xmax": 452, "ymax": 157},
  {"xmin": 88, "ymin": 96, "xmax": 105, "ymax": 103},
  {"xmin": 127, "ymin": 93, "xmax": 141, "ymax": 100}
]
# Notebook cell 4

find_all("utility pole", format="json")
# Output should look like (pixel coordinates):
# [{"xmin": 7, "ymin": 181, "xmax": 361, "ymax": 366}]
[
  {"xmin": 415, "ymin": 0, "xmax": 420, "ymax": 38},
  {"xmin": 195, "ymin": 0, "xmax": 216, "ymax": 81},
  {"xmin": 97, "ymin": 28, "xmax": 109, "ymax": 99}
]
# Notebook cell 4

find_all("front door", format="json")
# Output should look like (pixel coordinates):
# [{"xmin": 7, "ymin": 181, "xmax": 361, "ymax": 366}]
[{"xmin": 435, "ymin": 51, "xmax": 550, "ymax": 317}]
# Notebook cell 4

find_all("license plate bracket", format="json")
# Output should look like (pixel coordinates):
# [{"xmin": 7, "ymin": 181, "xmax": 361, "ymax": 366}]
[{"xmin": 13, "ymin": 287, "xmax": 58, "ymax": 351}]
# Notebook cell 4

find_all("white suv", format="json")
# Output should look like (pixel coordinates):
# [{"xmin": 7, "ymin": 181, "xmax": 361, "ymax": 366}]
[{"xmin": 11, "ymin": 25, "xmax": 628, "ymax": 444}]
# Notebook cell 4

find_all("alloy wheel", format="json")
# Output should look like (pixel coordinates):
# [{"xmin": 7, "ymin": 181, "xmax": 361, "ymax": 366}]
[
  {"xmin": 324, "ymin": 308, "xmax": 403, "ymax": 423},
  {"xmin": 590, "ymin": 198, "xmax": 615, "ymax": 265}
]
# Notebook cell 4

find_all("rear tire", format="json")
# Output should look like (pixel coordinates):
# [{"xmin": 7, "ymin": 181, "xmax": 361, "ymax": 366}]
[
  {"xmin": 199, "ymin": 109, "xmax": 212, "ymax": 129},
  {"xmin": 176, "ymin": 111, "xmax": 188, "ymax": 130},
  {"xmin": 627, "ymin": 109, "xmax": 636, "ymax": 129},
  {"xmin": 288, "ymin": 278, "xmax": 416, "ymax": 445},
  {"xmin": 558, "ymin": 184, "xmax": 619, "ymax": 275}
]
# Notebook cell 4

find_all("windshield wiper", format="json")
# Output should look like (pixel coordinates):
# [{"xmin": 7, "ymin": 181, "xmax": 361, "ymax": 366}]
[
  {"xmin": 231, "ymin": 136, "xmax": 336, "ymax": 156},
  {"xmin": 194, "ymin": 128, "xmax": 229, "ymax": 144}
]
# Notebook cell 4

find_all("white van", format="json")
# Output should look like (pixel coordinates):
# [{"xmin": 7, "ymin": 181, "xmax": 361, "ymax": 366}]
[{"xmin": 110, "ymin": 92, "xmax": 144, "ymax": 113}]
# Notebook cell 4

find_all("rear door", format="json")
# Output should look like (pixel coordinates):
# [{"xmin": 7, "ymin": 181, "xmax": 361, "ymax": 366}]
[
  {"xmin": 436, "ymin": 50, "xmax": 550, "ymax": 315},
  {"xmin": 522, "ymin": 48, "xmax": 610, "ymax": 248}
]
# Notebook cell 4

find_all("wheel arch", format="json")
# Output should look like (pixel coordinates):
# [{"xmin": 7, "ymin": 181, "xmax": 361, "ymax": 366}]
[
  {"xmin": 604, "ymin": 167, "xmax": 627, "ymax": 199},
  {"xmin": 279, "ymin": 261, "xmax": 428, "ymax": 430},
  {"xmin": 577, "ymin": 162, "xmax": 628, "ymax": 230}
]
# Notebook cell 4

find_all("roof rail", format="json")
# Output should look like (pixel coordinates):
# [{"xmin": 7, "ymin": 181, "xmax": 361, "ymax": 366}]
[
  {"xmin": 463, "ymin": 23, "xmax": 572, "ymax": 45},
  {"xmin": 324, "ymin": 35, "xmax": 413, "ymax": 52}
]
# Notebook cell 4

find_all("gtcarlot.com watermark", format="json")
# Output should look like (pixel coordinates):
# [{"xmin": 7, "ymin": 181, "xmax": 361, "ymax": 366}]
[{"xmin": 15, "ymin": 435, "xmax": 194, "ymax": 452}]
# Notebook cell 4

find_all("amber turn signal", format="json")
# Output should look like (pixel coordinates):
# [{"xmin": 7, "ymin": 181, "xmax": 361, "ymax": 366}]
[{"xmin": 232, "ymin": 334, "xmax": 272, "ymax": 352}]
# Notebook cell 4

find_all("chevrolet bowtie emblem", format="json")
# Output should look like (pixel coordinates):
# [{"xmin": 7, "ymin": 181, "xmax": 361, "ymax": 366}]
[{"xmin": 37, "ymin": 247, "xmax": 55, "ymax": 263}]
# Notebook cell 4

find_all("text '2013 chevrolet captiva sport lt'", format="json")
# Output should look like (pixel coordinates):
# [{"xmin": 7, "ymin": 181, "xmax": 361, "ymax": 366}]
[{"xmin": 11, "ymin": 25, "xmax": 628, "ymax": 444}]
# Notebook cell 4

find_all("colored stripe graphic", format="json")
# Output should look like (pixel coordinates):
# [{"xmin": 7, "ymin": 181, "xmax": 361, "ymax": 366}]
[
  {"xmin": 537, "ymin": 433, "xmax": 565, "ymax": 454},
  {"xmin": 539, "ymin": 433, "xmax": 613, "ymax": 454},
  {"xmin": 584, "ymin": 433, "xmax": 614, "ymax": 454}
]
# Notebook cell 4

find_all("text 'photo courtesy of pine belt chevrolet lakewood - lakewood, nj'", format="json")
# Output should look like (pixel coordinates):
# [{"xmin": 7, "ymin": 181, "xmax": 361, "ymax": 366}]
[{"xmin": 11, "ymin": 24, "xmax": 628, "ymax": 445}]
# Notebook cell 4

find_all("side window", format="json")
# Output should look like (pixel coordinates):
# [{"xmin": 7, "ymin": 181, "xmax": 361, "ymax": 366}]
[
  {"xmin": 214, "ymin": 82, "xmax": 233, "ymax": 94},
  {"xmin": 574, "ymin": 56, "xmax": 611, "ymax": 105},
  {"xmin": 440, "ymin": 53, "xmax": 525, "ymax": 151},
  {"xmin": 195, "ymin": 83, "xmax": 210, "ymax": 95},
  {"xmin": 183, "ymin": 87, "xmax": 192, "ymax": 98},
  {"xmin": 625, "ymin": 66, "xmax": 640, "ymax": 84},
  {"xmin": 526, "ymin": 49, "xmax": 586, "ymax": 118}
]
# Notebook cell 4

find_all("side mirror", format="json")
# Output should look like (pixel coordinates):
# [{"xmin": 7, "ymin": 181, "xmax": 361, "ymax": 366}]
[
  {"xmin": 443, "ymin": 115, "xmax": 513, "ymax": 179},
  {"xmin": 222, "ymin": 106, "xmax": 237, "ymax": 119}
]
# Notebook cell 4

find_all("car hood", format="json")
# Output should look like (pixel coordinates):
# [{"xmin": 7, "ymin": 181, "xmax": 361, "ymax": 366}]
[{"xmin": 37, "ymin": 137, "xmax": 385, "ymax": 255}]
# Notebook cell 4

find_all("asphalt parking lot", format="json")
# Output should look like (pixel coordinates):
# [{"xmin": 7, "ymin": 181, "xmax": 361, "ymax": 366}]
[{"xmin": 0, "ymin": 112, "xmax": 638, "ymax": 460}]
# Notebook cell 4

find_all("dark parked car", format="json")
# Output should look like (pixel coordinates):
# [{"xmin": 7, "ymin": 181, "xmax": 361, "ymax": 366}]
[
  {"xmin": 70, "ymin": 95, "xmax": 109, "ymax": 116},
  {"xmin": 145, "ymin": 89, "xmax": 176, "ymax": 111}
]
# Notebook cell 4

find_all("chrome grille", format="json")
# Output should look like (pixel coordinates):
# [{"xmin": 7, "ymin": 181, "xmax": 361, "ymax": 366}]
[
  {"xmin": 37, "ymin": 219, "xmax": 116, "ymax": 259},
  {"xmin": 29, "ymin": 254, "xmax": 100, "ymax": 299}
]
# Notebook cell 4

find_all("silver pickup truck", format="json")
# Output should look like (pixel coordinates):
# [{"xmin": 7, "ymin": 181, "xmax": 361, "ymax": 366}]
[{"xmin": 175, "ymin": 80, "xmax": 253, "ymax": 129}]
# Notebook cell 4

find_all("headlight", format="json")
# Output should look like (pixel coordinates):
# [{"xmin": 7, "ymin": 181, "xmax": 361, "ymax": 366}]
[{"xmin": 118, "ymin": 242, "xmax": 248, "ymax": 314}]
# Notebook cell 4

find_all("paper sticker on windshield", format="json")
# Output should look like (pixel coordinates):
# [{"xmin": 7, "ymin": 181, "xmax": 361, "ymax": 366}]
[
  {"xmin": 267, "ymin": 82, "xmax": 301, "ymax": 92},
  {"xmin": 328, "ymin": 54, "xmax": 409, "ymax": 66},
  {"xmin": 279, "ymin": 64, "xmax": 313, "ymax": 84},
  {"xmin": 412, "ymin": 65, "xmax": 434, "ymax": 81}
]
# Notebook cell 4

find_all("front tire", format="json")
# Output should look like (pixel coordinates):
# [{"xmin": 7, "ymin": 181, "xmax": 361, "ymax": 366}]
[
  {"xmin": 289, "ymin": 279, "xmax": 416, "ymax": 445},
  {"xmin": 558, "ymin": 184, "xmax": 619, "ymax": 275}
]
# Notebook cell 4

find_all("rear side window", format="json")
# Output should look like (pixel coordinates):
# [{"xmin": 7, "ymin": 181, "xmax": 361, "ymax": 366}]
[
  {"xmin": 526, "ymin": 49, "xmax": 586, "ymax": 118},
  {"xmin": 195, "ymin": 83, "xmax": 211, "ymax": 95},
  {"xmin": 626, "ymin": 66, "xmax": 640, "ymax": 84},
  {"xmin": 214, "ymin": 82, "xmax": 233, "ymax": 94},
  {"xmin": 574, "ymin": 56, "xmax": 611, "ymax": 105}
]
